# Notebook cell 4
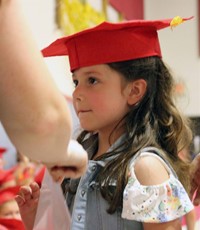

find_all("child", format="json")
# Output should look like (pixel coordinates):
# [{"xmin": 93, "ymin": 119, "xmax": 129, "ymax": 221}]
[
  {"xmin": 0, "ymin": 186, "xmax": 21, "ymax": 220},
  {"xmin": 0, "ymin": 185, "xmax": 25, "ymax": 230},
  {"xmin": 16, "ymin": 16, "xmax": 195, "ymax": 229}
]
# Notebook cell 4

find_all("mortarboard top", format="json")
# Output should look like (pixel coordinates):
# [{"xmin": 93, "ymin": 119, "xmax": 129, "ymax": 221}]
[
  {"xmin": 42, "ymin": 16, "xmax": 193, "ymax": 72},
  {"xmin": 0, "ymin": 186, "xmax": 20, "ymax": 205}
]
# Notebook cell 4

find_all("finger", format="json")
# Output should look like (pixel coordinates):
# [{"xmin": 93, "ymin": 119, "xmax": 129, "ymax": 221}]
[
  {"xmin": 19, "ymin": 185, "xmax": 32, "ymax": 196},
  {"xmin": 30, "ymin": 182, "xmax": 40, "ymax": 199},
  {"xmin": 57, "ymin": 167, "xmax": 83, "ymax": 179},
  {"xmin": 51, "ymin": 173, "xmax": 64, "ymax": 183},
  {"xmin": 192, "ymin": 153, "xmax": 200, "ymax": 171},
  {"xmin": 19, "ymin": 186, "xmax": 33, "ymax": 202},
  {"xmin": 49, "ymin": 160, "xmax": 87, "ymax": 180},
  {"xmin": 49, "ymin": 169, "xmax": 65, "ymax": 183},
  {"xmin": 30, "ymin": 181, "xmax": 40, "ymax": 190},
  {"xmin": 190, "ymin": 179, "xmax": 198, "ymax": 197},
  {"xmin": 50, "ymin": 167, "xmax": 77, "ymax": 180},
  {"xmin": 193, "ymin": 187, "xmax": 200, "ymax": 206},
  {"xmin": 51, "ymin": 163, "xmax": 87, "ymax": 178},
  {"xmin": 56, "ymin": 176, "xmax": 65, "ymax": 183},
  {"xmin": 15, "ymin": 195, "xmax": 25, "ymax": 207},
  {"xmin": 193, "ymin": 197, "xmax": 200, "ymax": 206},
  {"xmin": 190, "ymin": 188, "xmax": 200, "ymax": 204},
  {"xmin": 196, "ymin": 153, "xmax": 200, "ymax": 165}
]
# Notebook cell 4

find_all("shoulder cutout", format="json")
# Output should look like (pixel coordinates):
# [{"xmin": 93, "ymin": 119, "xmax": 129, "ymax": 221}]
[{"xmin": 134, "ymin": 154, "xmax": 170, "ymax": 186}]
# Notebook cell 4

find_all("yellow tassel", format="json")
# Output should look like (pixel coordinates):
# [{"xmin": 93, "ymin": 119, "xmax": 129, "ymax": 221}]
[{"xmin": 170, "ymin": 16, "xmax": 184, "ymax": 29}]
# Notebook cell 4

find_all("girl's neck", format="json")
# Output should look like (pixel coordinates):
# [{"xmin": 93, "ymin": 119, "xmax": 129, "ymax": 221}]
[{"xmin": 93, "ymin": 128, "xmax": 125, "ymax": 159}]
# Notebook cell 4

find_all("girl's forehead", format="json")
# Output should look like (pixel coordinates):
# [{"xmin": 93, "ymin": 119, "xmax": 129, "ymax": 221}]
[{"xmin": 72, "ymin": 64, "xmax": 110, "ymax": 77}]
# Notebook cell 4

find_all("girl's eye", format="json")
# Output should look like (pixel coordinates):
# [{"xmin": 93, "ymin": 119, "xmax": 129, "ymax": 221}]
[
  {"xmin": 88, "ymin": 77, "xmax": 97, "ymax": 84},
  {"xmin": 73, "ymin": 79, "xmax": 78, "ymax": 87}
]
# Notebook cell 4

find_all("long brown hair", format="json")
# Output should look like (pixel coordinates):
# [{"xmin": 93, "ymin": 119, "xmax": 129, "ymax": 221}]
[{"xmin": 77, "ymin": 56, "xmax": 193, "ymax": 213}]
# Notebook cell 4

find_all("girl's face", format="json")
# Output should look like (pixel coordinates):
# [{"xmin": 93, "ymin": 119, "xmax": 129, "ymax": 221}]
[
  {"xmin": 0, "ymin": 200, "xmax": 21, "ymax": 220},
  {"xmin": 72, "ymin": 64, "xmax": 131, "ymax": 135}
]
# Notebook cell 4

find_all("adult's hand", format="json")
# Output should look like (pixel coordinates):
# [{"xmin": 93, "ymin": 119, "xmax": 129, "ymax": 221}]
[
  {"xmin": 47, "ymin": 140, "xmax": 88, "ymax": 182},
  {"xmin": 15, "ymin": 182, "xmax": 40, "ymax": 230}
]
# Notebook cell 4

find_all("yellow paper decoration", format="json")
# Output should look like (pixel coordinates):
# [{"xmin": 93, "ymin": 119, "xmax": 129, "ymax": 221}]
[
  {"xmin": 56, "ymin": 0, "xmax": 106, "ymax": 35},
  {"xmin": 170, "ymin": 16, "xmax": 184, "ymax": 29}
]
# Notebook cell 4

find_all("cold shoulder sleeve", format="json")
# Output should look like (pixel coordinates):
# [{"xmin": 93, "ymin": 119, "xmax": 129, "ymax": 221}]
[{"xmin": 121, "ymin": 152, "xmax": 194, "ymax": 223}]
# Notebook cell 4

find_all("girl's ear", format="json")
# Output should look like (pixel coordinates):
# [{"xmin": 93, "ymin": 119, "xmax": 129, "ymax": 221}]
[{"xmin": 127, "ymin": 79, "xmax": 147, "ymax": 105}]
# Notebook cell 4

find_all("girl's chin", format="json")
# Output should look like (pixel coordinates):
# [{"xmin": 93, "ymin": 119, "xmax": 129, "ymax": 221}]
[
  {"xmin": 82, "ymin": 127, "xmax": 95, "ymax": 132},
  {"xmin": 80, "ymin": 122, "xmax": 98, "ymax": 132}
]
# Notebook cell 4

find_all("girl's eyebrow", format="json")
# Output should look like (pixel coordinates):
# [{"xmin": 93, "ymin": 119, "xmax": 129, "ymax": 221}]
[{"xmin": 72, "ymin": 71, "xmax": 99, "ymax": 78}]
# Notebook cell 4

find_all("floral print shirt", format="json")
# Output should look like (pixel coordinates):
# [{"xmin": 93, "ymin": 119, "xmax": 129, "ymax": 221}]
[{"xmin": 122, "ymin": 152, "xmax": 194, "ymax": 223}]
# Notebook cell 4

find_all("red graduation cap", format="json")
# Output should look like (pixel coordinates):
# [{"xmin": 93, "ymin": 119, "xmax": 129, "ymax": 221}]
[
  {"xmin": 0, "ymin": 218, "xmax": 25, "ymax": 230},
  {"xmin": 0, "ymin": 186, "xmax": 20, "ymax": 205},
  {"xmin": 0, "ymin": 168, "xmax": 15, "ymax": 184},
  {"xmin": 42, "ymin": 16, "xmax": 193, "ymax": 71}
]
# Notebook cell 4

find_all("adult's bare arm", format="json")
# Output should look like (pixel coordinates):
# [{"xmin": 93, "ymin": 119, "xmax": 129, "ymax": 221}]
[{"xmin": 0, "ymin": 1, "xmax": 74, "ymax": 165}]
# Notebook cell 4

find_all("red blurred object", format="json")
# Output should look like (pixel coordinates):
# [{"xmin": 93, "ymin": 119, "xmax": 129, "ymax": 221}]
[
  {"xmin": 0, "ymin": 148, "xmax": 7, "ymax": 158},
  {"xmin": 34, "ymin": 166, "xmax": 46, "ymax": 187},
  {"xmin": 0, "ymin": 218, "xmax": 25, "ymax": 230},
  {"xmin": 109, "ymin": 0, "xmax": 144, "ymax": 20},
  {"xmin": 0, "ymin": 185, "xmax": 20, "ymax": 205},
  {"xmin": 0, "ymin": 168, "xmax": 15, "ymax": 184}
]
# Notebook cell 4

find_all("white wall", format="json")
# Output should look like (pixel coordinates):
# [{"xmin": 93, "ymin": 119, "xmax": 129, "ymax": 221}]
[
  {"xmin": 21, "ymin": 0, "xmax": 74, "ymax": 96},
  {"xmin": 144, "ymin": 0, "xmax": 200, "ymax": 116}
]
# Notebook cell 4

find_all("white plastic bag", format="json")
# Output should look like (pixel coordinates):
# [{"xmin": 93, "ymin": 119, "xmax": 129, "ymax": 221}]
[{"xmin": 33, "ymin": 170, "xmax": 71, "ymax": 230}]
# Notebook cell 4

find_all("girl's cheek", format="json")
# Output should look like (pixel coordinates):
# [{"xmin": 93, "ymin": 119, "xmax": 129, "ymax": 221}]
[{"xmin": 72, "ymin": 100, "xmax": 76, "ymax": 110}]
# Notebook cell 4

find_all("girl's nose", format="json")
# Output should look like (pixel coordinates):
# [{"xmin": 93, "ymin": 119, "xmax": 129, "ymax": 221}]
[{"xmin": 73, "ymin": 86, "xmax": 84, "ymax": 101}]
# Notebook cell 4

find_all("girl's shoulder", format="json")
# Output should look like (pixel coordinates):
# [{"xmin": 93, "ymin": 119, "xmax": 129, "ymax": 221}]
[
  {"xmin": 132, "ymin": 151, "xmax": 170, "ymax": 186},
  {"xmin": 122, "ymin": 148, "xmax": 194, "ymax": 223},
  {"xmin": 127, "ymin": 147, "xmax": 178, "ymax": 182}
]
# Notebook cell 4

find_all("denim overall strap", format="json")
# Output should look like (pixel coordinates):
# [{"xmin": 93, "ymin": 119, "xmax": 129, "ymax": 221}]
[{"xmin": 70, "ymin": 160, "xmax": 105, "ymax": 229}]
